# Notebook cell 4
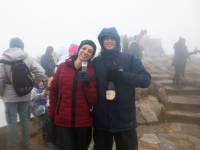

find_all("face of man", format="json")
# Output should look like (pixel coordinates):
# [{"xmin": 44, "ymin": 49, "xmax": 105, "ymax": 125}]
[{"xmin": 103, "ymin": 36, "xmax": 117, "ymax": 50}]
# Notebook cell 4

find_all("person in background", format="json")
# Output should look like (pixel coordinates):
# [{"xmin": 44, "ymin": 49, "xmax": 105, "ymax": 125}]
[
  {"xmin": 127, "ymin": 40, "xmax": 142, "ymax": 60},
  {"xmin": 68, "ymin": 43, "xmax": 79, "ymax": 57},
  {"xmin": 93, "ymin": 27, "xmax": 151, "ymax": 150},
  {"xmin": 172, "ymin": 37, "xmax": 192, "ymax": 87},
  {"xmin": 0, "ymin": 37, "xmax": 46, "ymax": 150},
  {"xmin": 57, "ymin": 43, "xmax": 79, "ymax": 65},
  {"xmin": 137, "ymin": 29, "xmax": 147, "ymax": 51},
  {"xmin": 48, "ymin": 40, "xmax": 97, "ymax": 150},
  {"xmin": 41, "ymin": 46, "xmax": 56, "ymax": 77},
  {"xmin": 30, "ymin": 81, "xmax": 49, "ymax": 140}
]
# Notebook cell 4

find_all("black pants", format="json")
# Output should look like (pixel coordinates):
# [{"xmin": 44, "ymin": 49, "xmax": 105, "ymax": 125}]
[
  {"xmin": 173, "ymin": 63, "xmax": 186, "ymax": 87},
  {"xmin": 55, "ymin": 127, "xmax": 92, "ymax": 150},
  {"xmin": 93, "ymin": 128, "xmax": 138, "ymax": 150}
]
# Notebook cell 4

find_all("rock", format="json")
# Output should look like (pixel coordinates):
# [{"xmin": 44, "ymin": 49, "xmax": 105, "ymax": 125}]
[
  {"xmin": 187, "ymin": 135, "xmax": 200, "ymax": 144},
  {"xmin": 160, "ymin": 144, "xmax": 176, "ymax": 150},
  {"xmin": 158, "ymin": 87, "xmax": 168, "ymax": 103},
  {"xmin": 140, "ymin": 103, "xmax": 158, "ymax": 122},
  {"xmin": 140, "ymin": 133, "xmax": 160, "ymax": 144},
  {"xmin": 176, "ymin": 145, "xmax": 194, "ymax": 150},
  {"xmin": 157, "ymin": 133, "xmax": 178, "ymax": 146},
  {"xmin": 137, "ymin": 96, "xmax": 164, "ymax": 123},
  {"xmin": 139, "ymin": 142, "xmax": 160, "ymax": 150},
  {"xmin": 195, "ymin": 144, "xmax": 200, "ymax": 150},
  {"xmin": 136, "ymin": 103, "xmax": 147, "ymax": 124}
]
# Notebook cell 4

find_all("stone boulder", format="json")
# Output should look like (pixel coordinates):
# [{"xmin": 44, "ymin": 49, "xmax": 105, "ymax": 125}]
[
  {"xmin": 136, "ymin": 96, "xmax": 164, "ymax": 124},
  {"xmin": 158, "ymin": 87, "xmax": 168, "ymax": 103}
]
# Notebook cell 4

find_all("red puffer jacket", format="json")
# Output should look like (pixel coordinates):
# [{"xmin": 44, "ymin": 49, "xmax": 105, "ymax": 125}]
[{"xmin": 48, "ymin": 57, "xmax": 97, "ymax": 127}]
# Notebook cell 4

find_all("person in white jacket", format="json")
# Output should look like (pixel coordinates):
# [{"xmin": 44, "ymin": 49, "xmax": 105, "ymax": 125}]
[{"xmin": 0, "ymin": 37, "xmax": 46, "ymax": 150}]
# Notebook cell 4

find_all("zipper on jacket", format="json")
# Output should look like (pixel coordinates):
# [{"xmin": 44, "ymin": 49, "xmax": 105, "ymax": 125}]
[
  {"xmin": 56, "ymin": 94, "xmax": 62, "ymax": 115},
  {"xmin": 71, "ymin": 70, "xmax": 78, "ymax": 127}
]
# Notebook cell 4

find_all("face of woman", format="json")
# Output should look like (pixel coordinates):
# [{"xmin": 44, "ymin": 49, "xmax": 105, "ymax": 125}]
[{"xmin": 78, "ymin": 44, "xmax": 94, "ymax": 61}]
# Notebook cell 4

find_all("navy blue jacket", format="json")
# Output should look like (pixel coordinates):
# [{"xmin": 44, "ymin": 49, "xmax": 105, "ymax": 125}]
[{"xmin": 93, "ymin": 53, "xmax": 151, "ymax": 132}]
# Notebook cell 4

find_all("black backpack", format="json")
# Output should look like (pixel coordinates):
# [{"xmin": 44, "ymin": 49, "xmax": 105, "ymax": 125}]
[{"xmin": 0, "ymin": 59, "xmax": 34, "ymax": 96}]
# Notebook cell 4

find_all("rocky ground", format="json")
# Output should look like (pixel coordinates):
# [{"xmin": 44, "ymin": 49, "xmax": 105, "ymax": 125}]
[
  {"xmin": 138, "ymin": 123, "xmax": 200, "ymax": 150},
  {"xmin": 136, "ymin": 55, "xmax": 200, "ymax": 150},
  {"xmin": 27, "ymin": 55, "xmax": 200, "ymax": 150},
  {"xmin": 1, "ymin": 54, "xmax": 200, "ymax": 150}
]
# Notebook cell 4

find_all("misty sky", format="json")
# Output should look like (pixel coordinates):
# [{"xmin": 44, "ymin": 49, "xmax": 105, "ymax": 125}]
[{"xmin": 0, "ymin": 0, "xmax": 199, "ymax": 56}]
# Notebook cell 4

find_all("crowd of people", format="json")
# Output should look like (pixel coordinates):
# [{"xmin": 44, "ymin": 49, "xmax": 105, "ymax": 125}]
[{"xmin": 1, "ymin": 26, "xmax": 198, "ymax": 150}]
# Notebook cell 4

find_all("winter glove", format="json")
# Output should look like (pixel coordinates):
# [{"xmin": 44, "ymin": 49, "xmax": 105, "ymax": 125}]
[
  {"xmin": 78, "ymin": 71, "xmax": 91, "ymax": 87},
  {"xmin": 78, "ymin": 71, "xmax": 90, "ymax": 81}
]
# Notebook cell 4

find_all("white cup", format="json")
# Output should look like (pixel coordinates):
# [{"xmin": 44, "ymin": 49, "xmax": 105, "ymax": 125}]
[{"xmin": 81, "ymin": 61, "xmax": 88, "ymax": 72}]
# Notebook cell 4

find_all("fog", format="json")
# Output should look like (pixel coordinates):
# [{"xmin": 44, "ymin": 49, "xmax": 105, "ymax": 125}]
[{"xmin": 0, "ymin": 0, "xmax": 199, "ymax": 56}]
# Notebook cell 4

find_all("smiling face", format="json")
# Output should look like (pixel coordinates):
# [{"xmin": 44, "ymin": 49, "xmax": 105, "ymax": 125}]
[
  {"xmin": 103, "ymin": 36, "xmax": 117, "ymax": 50},
  {"xmin": 78, "ymin": 44, "xmax": 94, "ymax": 61}
]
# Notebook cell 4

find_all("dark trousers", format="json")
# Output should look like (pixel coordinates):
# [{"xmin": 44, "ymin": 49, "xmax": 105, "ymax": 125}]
[
  {"xmin": 55, "ymin": 127, "xmax": 92, "ymax": 150},
  {"xmin": 93, "ymin": 128, "xmax": 138, "ymax": 150},
  {"xmin": 173, "ymin": 63, "xmax": 186, "ymax": 87}
]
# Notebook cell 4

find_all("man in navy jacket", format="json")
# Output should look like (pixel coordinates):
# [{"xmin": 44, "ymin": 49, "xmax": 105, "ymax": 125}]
[{"xmin": 93, "ymin": 27, "xmax": 151, "ymax": 150}]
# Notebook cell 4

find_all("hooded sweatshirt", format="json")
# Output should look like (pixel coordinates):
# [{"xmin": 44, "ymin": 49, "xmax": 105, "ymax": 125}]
[{"xmin": 0, "ymin": 48, "xmax": 46, "ymax": 102}]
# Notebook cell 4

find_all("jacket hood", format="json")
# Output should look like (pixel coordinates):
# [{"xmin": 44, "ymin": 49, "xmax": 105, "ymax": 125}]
[
  {"xmin": 1, "ymin": 48, "xmax": 28, "ymax": 61},
  {"xmin": 98, "ymin": 27, "xmax": 121, "ymax": 51}
]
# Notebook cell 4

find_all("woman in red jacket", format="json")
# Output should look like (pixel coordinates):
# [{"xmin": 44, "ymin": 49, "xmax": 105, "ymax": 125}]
[{"xmin": 48, "ymin": 40, "xmax": 97, "ymax": 150}]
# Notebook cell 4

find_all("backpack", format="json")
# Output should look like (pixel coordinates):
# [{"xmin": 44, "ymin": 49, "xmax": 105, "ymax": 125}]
[{"xmin": 0, "ymin": 59, "xmax": 34, "ymax": 96}]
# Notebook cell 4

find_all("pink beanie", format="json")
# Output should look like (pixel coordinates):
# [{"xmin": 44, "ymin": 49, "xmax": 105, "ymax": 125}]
[{"xmin": 68, "ymin": 43, "xmax": 78, "ymax": 56}]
